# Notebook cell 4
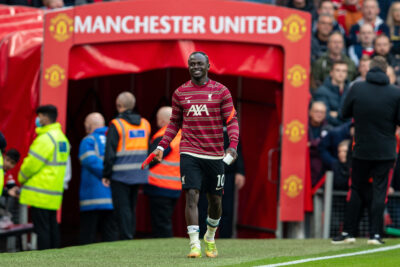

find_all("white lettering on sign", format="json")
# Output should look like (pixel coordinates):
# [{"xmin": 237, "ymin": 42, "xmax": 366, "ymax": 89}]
[{"xmin": 74, "ymin": 15, "xmax": 282, "ymax": 35}]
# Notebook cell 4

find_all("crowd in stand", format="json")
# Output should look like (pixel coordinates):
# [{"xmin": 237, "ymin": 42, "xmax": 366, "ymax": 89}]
[{"xmin": 298, "ymin": 0, "xmax": 400, "ymax": 196}]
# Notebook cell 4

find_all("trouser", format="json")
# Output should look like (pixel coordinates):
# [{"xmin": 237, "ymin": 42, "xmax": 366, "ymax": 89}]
[
  {"xmin": 343, "ymin": 158, "xmax": 393, "ymax": 237},
  {"xmin": 149, "ymin": 196, "xmax": 178, "ymax": 238},
  {"xmin": 111, "ymin": 180, "xmax": 139, "ymax": 240},
  {"xmin": 199, "ymin": 172, "xmax": 235, "ymax": 238},
  {"xmin": 79, "ymin": 210, "xmax": 118, "ymax": 244},
  {"xmin": 30, "ymin": 207, "xmax": 60, "ymax": 250}
]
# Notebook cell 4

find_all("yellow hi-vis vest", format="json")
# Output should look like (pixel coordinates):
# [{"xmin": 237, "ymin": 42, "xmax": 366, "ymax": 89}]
[
  {"xmin": 18, "ymin": 122, "xmax": 70, "ymax": 210},
  {"xmin": 0, "ymin": 152, "xmax": 3, "ymax": 197}
]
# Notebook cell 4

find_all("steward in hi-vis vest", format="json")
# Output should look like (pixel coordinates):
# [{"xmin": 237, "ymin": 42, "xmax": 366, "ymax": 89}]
[
  {"xmin": 144, "ymin": 106, "xmax": 182, "ymax": 238},
  {"xmin": 106, "ymin": 115, "xmax": 150, "ymax": 184},
  {"xmin": 102, "ymin": 91, "xmax": 151, "ymax": 240},
  {"xmin": 147, "ymin": 127, "xmax": 182, "ymax": 195},
  {"xmin": 0, "ymin": 132, "xmax": 6, "ymax": 197},
  {"xmin": 0, "ymin": 152, "xmax": 4, "ymax": 197},
  {"xmin": 18, "ymin": 105, "xmax": 70, "ymax": 250},
  {"xmin": 18, "ymin": 122, "xmax": 70, "ymax": 210}
]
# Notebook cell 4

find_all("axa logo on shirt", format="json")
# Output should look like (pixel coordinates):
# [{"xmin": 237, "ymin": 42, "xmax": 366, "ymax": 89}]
[{"xmin": 187, "ymin": 104, "xmax": 209, "ymax": 116}]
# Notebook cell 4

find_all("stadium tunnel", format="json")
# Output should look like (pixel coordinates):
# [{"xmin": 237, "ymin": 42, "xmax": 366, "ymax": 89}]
[
  {"xmin": 65, "ymin": 40, "xmax": 283, "ymax": 241},
  {"xmin": 0, "ymin": 1, "xmax": 311, "ymax": 245}
]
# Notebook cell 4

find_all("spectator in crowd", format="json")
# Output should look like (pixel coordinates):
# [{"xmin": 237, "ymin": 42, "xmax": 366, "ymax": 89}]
[
  {"xmin": 78, "ymin": 112, "xmax": 117, "ymax": 245},
  {"xmin": 349, "ymin": 0, "xmax": 389, "ymax": 45},
  {"xmin": 332, "ymin": 139, "xmax": 351, "ymax": 190},
  {"xmin": 102, "ymin": 92, "xmax": 151, "ymax": 240},
  {"xmin": 318, "ymin": 121, "xmax": 352, "ymax": 171},
  {"xmin": 18, "ymin": 105, "xmax": 70, "ymax": 250},
  {"xmin": 312, "ymin": 32, "xmax": 357, "ymax": 89},
  {"xmin": 373, "ymin": 34, "xmax": 400, "ymax": 72},
  {"xmin": 386, "ymin": 1, "xmax": 400, "ymax": 55},
  {"xmin": 313, "ymin": 0, "xmax": 345, "ymax": 35},
  {"xmin": 348, "ymin": 23, "xmax": 375, "ymax": 66},
  {"xmin": 377, "ymin": 0, "xmax": 394, "ymax": 22},
  {"xmin": 349, "ymin": 55, "xmax": 371, "ymax": 87},
  {"xmin": 335, "ymin": 0, "xmax": 363, "ymax": 35},
  {"xmin": 1, "ymin": 149, "xmax": 20, "ymax": 198},
  {"xmin": 313, "ymin": 60, "xmax": 350, "ymax": 127},
  {"xmin": 334, "ymin": 56, "xmax": 400, "ymax": 245},
  {"xmin": 287, "ymin": 0, "xmax": 316, "ymax": 19},
  {"xmin": 145, "ymin": 106, "xmax": 182, "ymax": 238},
  {"xmin": 308, "ymin": 101, "xmax": 331, "ymax": 186},
  {"xmin": 312, "ymin": 14, "xmax": 335, "ymax": 62},
  {"xmin": 199, "ymin": 126, "xmax": 245, "ymax": 239}
]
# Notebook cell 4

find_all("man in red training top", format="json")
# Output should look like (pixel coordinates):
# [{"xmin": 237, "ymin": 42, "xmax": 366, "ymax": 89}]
[{"xmin": 151, "ymin": 52, "xmax": 239, "ymax": 258}]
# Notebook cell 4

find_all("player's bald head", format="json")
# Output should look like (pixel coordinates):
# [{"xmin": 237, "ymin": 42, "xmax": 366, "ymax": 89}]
[
  {"xmin": 188, "ymin": 51, "xmax": 209, "ymax": 64},
  {"xmin": 157, "ymin": 106, "xmax": 172, "ymax": 128},
  {"xmin": 116, "ymin": 91, "xmax": 136, "ymax": 113},
  {"xmin": 84, "ymin": 112, "xmax": 105, "ymax": 134}
]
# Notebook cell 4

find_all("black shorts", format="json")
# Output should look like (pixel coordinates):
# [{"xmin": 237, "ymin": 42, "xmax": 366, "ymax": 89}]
[{"xmin": 180, "ymin": 154, "xmax": 225, "ymax": 196}]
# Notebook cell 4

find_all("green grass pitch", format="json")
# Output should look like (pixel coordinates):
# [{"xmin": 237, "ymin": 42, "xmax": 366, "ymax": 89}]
[{"xmin": 0, "ymin": 238, "xmax": 399, "ymax": 266}]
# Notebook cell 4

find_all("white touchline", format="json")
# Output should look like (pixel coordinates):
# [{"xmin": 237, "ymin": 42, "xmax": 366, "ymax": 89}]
[{"xmin": 258, "ymin": 243, "xmax": 400, "ymax": 267}]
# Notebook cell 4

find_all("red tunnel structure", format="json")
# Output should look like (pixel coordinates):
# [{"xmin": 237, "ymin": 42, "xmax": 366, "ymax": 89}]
[{"xmin": 0, "ymin": 0, "xmax": 310, "ymax": 240}]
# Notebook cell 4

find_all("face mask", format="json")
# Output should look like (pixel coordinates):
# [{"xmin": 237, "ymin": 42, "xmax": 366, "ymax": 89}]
[{"xmin": 35, "ymin": 117, "xmax": 42, "ymax": 127}]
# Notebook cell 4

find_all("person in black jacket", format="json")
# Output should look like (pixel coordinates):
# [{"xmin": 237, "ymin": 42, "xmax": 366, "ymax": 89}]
[{"xmin": 332, "ymin": 56, "xmax": 400, "ymax": 245}]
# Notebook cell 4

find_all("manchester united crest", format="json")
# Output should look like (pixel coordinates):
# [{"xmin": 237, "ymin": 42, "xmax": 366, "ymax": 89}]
[
  {"xmin": 44, "ymin": 65, "xmax": 66, "ymax": 88},
  {"xmin": 287, "ymin": 65, "xmax": 307, "ymax": 87},
  {"xmin": 49, "ymin": 13, "xmax": 74, "ymax": 42},
  {"xmin": 285, "ymin": 120, "xmax": 305, "ymax": 143},
  {"xmin": 283, "ymin": 175, "xmax": 303, "ymax": 198},
  {"xmin": 282, "ymin": 14, "xmax": 306, "ymax": 42}
]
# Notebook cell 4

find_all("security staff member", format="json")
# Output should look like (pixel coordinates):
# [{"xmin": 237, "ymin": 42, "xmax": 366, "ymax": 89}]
[
  {"xmin": 18, "ymin": 105, "xmax": 70, "ymax": 250},
  {"xmin": 78, "ymin": 112, "xmax": 117, "ymax": 244},
  {"xmin": 333, "ymin": 56, "xmax": 400, "ymax": 245},
  {"xmin": 145, "ymin": 107, "xmax": 182, "ymax": 238},
  {"xmin": 0, "ymin": 131, "xmax": 6, "ymax": 196},
  {"xmin": 102, "ymin": 92, "xmax": 150, "ymax": 240}
]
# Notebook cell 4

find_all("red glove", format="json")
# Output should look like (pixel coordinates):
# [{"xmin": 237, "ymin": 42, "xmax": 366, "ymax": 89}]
[{"xmin": 141, "ymin": 153, "xmax": 156, "ymax": 169}]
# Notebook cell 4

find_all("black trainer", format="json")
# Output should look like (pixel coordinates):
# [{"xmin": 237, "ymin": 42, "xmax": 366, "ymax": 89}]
[
  {"xmin": 331, "ymin": 232, "xmax": 356, "ymax": 244},
  {"xmin": 367, "ymin": 234, "xmax": 385, "ymax": 245}
]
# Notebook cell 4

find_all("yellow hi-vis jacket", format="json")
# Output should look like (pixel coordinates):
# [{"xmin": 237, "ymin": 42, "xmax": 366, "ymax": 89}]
[
  {"xmin": 0, "ymin": 151, "xmax": 4, "ymax": 197},
  {"xmin": 18, "ymin": 122, "xmax": 70, "ymax": 210}
]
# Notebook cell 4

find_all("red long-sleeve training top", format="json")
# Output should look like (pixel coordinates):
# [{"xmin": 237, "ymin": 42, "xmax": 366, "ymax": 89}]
[{"xmin": 158, "ymin": 79, "xmax": 239, "ymax": 159}]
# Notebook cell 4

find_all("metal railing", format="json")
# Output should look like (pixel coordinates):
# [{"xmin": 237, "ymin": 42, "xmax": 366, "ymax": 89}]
[{"xmin": 313, "ymin": 171, "xmax": 400, "ymax": 238}]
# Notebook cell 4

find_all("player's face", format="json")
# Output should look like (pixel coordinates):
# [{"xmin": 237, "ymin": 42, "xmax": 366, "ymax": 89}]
[{"xmin": 188, "ymin": 54, "xmax": 209, "ymax": 80}]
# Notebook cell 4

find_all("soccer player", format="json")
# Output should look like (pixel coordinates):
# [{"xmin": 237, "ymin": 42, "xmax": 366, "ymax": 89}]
[{"xmin": 151, "ymin": 52, "xmax": 239, "ymax": 258}]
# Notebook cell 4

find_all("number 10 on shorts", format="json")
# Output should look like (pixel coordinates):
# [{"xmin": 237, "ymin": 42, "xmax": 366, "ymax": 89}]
[{"xmin": 216, "ymin": 174, "xmax": 225, "ymax": 189}]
